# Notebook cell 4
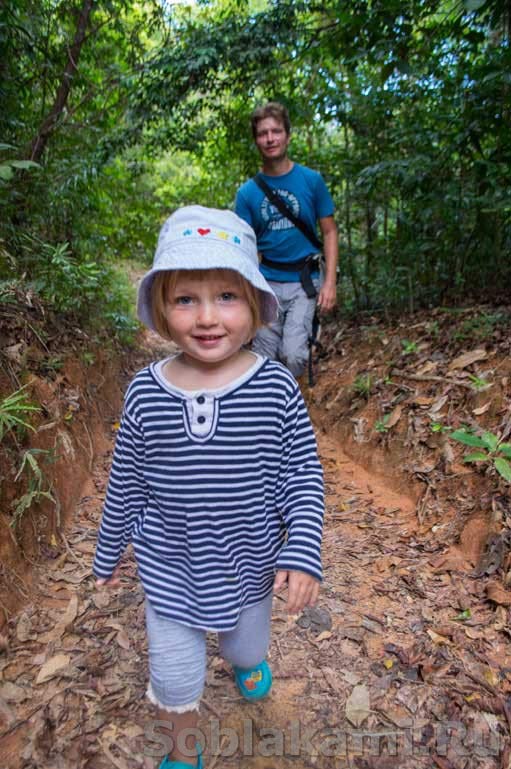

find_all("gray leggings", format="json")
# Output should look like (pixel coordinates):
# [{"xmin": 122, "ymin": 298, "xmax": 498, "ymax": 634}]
[{"xmin": 145, "ymin": 593, "xmax": 273, "ymax": 712}]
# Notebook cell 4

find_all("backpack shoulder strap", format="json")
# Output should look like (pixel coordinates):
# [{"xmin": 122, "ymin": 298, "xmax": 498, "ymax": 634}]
[{"xmin": 253, "ymin": 174, "xmax": 323, "ymax": 251}]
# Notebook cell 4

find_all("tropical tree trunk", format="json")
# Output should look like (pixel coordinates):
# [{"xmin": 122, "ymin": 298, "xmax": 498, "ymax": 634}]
[
  {"xmin": 364, "ymin": 200, "xmax": 376, "ymax": 306},
  {"xmin": 29, "ymin": 0, "xmax": 94, "ymax": 163},
  {"xmin": 342, "ymin": 122, "xmax": 361, "ymax": 309}
]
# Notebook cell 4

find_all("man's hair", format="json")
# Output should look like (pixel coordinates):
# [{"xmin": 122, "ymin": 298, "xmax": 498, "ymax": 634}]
[{"xmin": 250, "ymin": 102, "xmax": 291, "ymax": 139}]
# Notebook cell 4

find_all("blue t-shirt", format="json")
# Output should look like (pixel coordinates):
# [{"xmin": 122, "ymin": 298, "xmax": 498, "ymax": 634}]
[{"xmin": 235, "ymin": 163, "xmax": 334, "ymax": 282}]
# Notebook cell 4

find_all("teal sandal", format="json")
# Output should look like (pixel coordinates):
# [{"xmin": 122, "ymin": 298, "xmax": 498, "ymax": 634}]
[
  {"xmin": 158, "ymin": 743, "xmax": 203, "ymax": 769},
  {"xmin": 233, "ymin": 660, "xmax": 272, "ymax": 701}
]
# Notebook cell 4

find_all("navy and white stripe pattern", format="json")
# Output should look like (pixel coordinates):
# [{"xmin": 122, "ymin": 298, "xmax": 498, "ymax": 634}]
[{"xmin": 93, "ymin": 359, "xmax": 324, "ymax": 631}]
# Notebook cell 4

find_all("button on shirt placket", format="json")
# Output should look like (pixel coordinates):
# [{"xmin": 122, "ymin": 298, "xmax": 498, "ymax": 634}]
[{"xmin": 190, "ymin": 394, "xmax": 214, "ymax": 437}]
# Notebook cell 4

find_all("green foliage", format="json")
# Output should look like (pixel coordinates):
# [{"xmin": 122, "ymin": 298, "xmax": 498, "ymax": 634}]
[
  {"xmin": 452, "ymin": 608, "xmax": 471, "ymax": 622},
  {"xmin": 39, "ymin": 357, "xmax": 64, "ymax": 376},
  {"xmin": 453, "ymin": 311, "xmax": 509, "ymax": 341},
  {"xmin": 99, "ymin": 266, "xmax": 139, "ymax": 346},
  {"xmin": 375, "ymin": 414, "xmax": 391, "ymax": 433},
  {"xmin": 0, "ymin": 144, "xmax": 40, "ymax": 182},
  {"xmin": 20, "ymin": 236, "xmax": 101, "ymax": 313},
  {"xmin": 352, "ymin": 374, "xmax": 373, "ymax": 399},
  {"xmin": 427, "ymin": 321, "xmax": 440, "ymax": 337},
  {"xmin": 0, "ymin": 386, "xmax": 40, "ymax": 442},
  {"xmin": 467, "ymin": 373, "xmax": 491, "ymax": 391},
  {"xmin": 401, "ymin": 340, "xmax": 418, "ymax": 356},
  {"xmin": 3, "ymin": 233, "xmax": 138, "ymax": 344},
  {"xmin": 0, "ymin": 0, "xmax": 163, "ymax": 337},
  {"xmin": 81, "ymin": 352, "xmax": 95, "ymax": 366},
  {"xmin": 11, "ymin": 448, "xmax": 56, "ymax": 531},
  {"xmin": 450, "ymin": 428, "xmax": 511, "ymax": 482},
  {"xmin": 430, "ymin": 421, "xmax": 451, "ymax": 434}
]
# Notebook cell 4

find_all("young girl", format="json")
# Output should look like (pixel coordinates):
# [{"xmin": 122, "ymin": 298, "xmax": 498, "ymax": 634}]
[{"xmin": 93, "ymin": 206, "xmax": 324, "ymax": 769}]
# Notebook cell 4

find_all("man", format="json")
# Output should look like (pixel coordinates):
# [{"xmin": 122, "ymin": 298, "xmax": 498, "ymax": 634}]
[{"xmin": 235, "ymin": 101, "xmax": 338, "ymax": 379}]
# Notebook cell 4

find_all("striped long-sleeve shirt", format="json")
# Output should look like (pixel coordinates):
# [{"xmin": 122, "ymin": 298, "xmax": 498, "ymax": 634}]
[{"xmin": 93, "ymin": 357, "xmax": 324, "ymax": 631}]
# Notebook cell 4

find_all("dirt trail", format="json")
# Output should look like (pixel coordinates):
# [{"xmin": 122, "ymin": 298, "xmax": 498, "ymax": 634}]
[{"xmin": 0, "ymin": 344, "xmax": 508, "ymax": 768}]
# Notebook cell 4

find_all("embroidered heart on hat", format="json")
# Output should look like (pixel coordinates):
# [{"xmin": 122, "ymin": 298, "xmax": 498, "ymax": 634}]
[{"xmin": 198, "ymin": 228, "xmax": 211, "ymax": 236}]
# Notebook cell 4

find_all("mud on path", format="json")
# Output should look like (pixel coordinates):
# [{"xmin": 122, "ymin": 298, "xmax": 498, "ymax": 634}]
[{"xmin": 1, "ymin": 336, "xmax": 510, "ymax": 769}]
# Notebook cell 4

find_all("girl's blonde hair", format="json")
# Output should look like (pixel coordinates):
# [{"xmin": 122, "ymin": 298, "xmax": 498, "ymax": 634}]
[{"xmin": 151, "ymin": 268, "xmax": 263, "ymax": 342}]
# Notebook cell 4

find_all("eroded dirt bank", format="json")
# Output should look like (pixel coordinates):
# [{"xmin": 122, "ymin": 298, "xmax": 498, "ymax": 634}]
[
  {"xmin": 1, "ymin": 308, "xmax": 511, "ymax": 768},
  {"xmin": 0, "ymin": 349, "xmax": 124, "ymax": 629}
]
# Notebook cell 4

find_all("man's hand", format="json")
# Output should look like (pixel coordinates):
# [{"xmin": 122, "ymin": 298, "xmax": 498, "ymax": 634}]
[
  {"xmin": 316, "ymin": 280, "xmax": 337, "ymax": 313},
  {"xmin": 95, "ymin": 565, "xmax": 122, "ymax": 588},
  {"xmin": 273, "ymin": 570, "xmax": 320, "ymax": 614}
]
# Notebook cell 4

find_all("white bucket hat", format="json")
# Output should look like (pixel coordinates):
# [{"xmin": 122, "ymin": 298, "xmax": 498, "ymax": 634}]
[{"xmin": 137, "ymin": 205, "xmax": 279, "ymax": 330}]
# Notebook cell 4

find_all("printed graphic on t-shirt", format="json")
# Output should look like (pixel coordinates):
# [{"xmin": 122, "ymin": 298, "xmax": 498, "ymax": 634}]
[{"xmin": 261, "ymin": 189, "xmax": 299, "ymax": 231}]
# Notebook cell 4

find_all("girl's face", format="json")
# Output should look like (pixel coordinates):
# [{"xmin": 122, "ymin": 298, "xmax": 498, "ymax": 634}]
[{"xmin": 164, "ymin": 271, "xmax": 254, "ymax": 370}]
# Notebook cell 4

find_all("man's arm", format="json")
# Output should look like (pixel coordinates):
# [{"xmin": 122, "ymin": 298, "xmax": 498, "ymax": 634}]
[{"xmin": 317, "ymin": 215, "xmax": 338, "ymax": 312}]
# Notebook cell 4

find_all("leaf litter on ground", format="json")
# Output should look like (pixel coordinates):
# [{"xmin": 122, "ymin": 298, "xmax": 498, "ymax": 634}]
[{"xmin": 2, "ymin": 306, "xmax": 511, "ymax": 767}]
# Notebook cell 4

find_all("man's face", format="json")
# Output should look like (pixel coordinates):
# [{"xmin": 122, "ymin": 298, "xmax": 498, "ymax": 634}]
[{"xmin": 254, "ymin": 116, "xmax": 290, "ymax": 163}]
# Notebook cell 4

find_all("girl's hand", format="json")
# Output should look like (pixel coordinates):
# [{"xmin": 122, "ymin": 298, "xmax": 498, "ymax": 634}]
[
  {"xmin": 95, "ymin": 565, "xmax": 122, "ymax": 588},
  {"xmin": 273, "ymin": 570, "xmax": 320, "ymax": 614}
]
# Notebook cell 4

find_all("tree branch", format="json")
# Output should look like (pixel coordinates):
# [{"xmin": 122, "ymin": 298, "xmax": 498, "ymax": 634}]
[{"xmin": 29, "ymin": 0, "xmax": 94, "ymax": 163}]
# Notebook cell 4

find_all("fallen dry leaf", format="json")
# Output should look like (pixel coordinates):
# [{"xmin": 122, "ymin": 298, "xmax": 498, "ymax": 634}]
[
  {"xmin": 61, "ymin": 593, "xmax": 79, "ymax": 624},
  {"xmin": 429, "ymin": 548, "xmax": 471, "ymax": 573},
  {"xmin": 39, "ymin": 593, "xmax": 79, "ymax": 643},
  {"xmin": 428, "ymin": 395, "xmax": 449, "ymax": 415},
  {"xmin": 473, "ymin": 401, "xmax": 492, "ymax": 416},
  {"xmin": 49, "ymin": 568, "xmax": 90, "ymax": 584},
  {"xmin": 448, "ymin": 348, "xmax": 487, "ymax": 371},
  {"xmin": 483, "ymin": 668, "xmax": 499, "ymax": 687},
  {"xmin": 430, "ymin": 624, "xmax": 455, "ymax": 639},
  {"xmin": 442, "ymin": 441, "xmax": 455, "ymax": 464},
  {"xmin": 345, "ymin": 683, "xmax": 370, "ymax": 727},
  {"xmin": 0, "ymin": 681, "xmax": 30, "ymax": 703},
  {"xmin": 463, "ymin": 627, "xmax": 483, "ymax": 640},
  {"xmin": 35, "ymin": 653, "xmax": 71, "ymax": 684},
  {"xmin": 413, "ymin": 395, "xmax": 435, "ymax": 406},
  {"xmin": 100, "ymin": 738, "xmax": 131, "ymax": 769},
  {"xmin": 322, "ymin": 666, "xmax": 344, "ymax": 694},
  {"xmin": 16, "ymin": 612, "xmax": 36, "ymax": 642},
  {"xmin": 361, "ymin": 616, "xmax": 382, "ymax": 634},
  {"xmin": 0, "ymin": 695, "xmax": 16, "ymax": 726},
  {"xmin": 493, "ymin": 605, "xmax": 508, "ymax": 632},
  {"xmin": 416, "ymin": 361, "xmax": 438, "ymax": 376},
  {"xmin": 420, "ymin": 661, "xmax": 452, "ymax": 683},
  {"xmin": 340, "ymin": 669, "xmax": 362, "ymax": 686},
  {"xmin": 379, "ymin": 705, "xmax": 413, "ymax": 728},
  {"xmin": 426, "ymin": 629, "xmax": 452, "ymax": 645},
  {"xmin": 432, "ymin": 754, "xmax": 456, "ymax": 769},
  {"xmin": 486, "ymin": 581, "xmax": 511, "ymax": 606},
  {"xmin": 92, "ymin": 591, "xmax": 112, "ymax": 609},
  {"xmin": 115, "ymin": 629, "xmax": 131, "ymax": 650},
  {"xmin": 386, "ymin": 405, "xmax": 402, "ymax": 428},
  {"xmin": 4, "ymin": 342, "xmax": 25, "ymax": 365}
]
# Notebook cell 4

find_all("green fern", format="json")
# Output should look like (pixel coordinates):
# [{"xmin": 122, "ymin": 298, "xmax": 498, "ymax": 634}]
[{"xmin": 0, "ymin": 386, "xmax": 40, "ymax": 441}]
